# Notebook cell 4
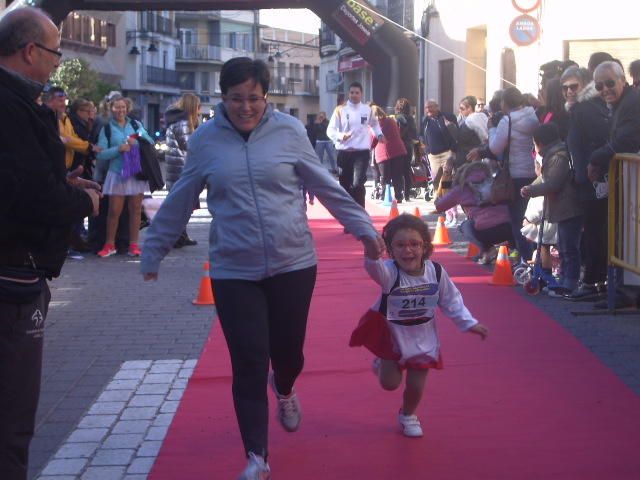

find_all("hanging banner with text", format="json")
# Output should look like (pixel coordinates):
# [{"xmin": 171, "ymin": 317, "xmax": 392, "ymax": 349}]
[{"xmin": 332, "ymin": 0, "xmax": 385, "ymax": 46}]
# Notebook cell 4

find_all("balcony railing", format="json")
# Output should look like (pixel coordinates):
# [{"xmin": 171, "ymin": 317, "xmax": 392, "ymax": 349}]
[
  {"xmin": 176, "ymin": 44, "xmax": 222, "ymax": 62},
  {"xmin": 146, "ymin": 65, "xmax": 180, "ymax": 88},
  {"xmin": 300, "ymin": 79, "xmax": 319, "ymax": 96},
  {"xmin": 139, "ymin": 12, "xmax": 173, "ymax": 36}
]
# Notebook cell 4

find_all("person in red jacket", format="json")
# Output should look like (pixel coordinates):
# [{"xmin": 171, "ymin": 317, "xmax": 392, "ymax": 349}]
[{"xmin": 371, "ymin": 104, "xmax": 407, "ymax": 202}]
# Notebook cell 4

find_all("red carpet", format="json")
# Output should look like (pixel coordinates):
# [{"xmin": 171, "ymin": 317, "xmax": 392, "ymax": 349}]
[{"xmin": 150, "ymin": 202, "xmax": 640, "ymax": 479}]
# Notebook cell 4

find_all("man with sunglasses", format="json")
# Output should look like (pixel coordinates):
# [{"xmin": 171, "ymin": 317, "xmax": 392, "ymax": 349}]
[
  {"xmin": 0, "ymin": 7, "xmax": 100, "ymax": 479},
  {"xmin": 587, "ymin": 61, "xmax": 640, "ymax": 183},
  {"xmin": 587, "ymin": 60, "xmax": 640, "ymax": 309}
]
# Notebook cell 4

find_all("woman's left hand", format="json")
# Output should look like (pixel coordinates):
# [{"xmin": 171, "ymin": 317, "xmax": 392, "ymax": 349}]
[{"xmin": 362, "ymin": 234, "xmax": 385, "ymax": 260}]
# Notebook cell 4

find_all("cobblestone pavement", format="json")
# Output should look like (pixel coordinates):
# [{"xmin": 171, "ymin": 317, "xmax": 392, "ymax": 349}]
[{"xmin": 29, "ymin": 185, "xmax": 639, "ymax": 479}]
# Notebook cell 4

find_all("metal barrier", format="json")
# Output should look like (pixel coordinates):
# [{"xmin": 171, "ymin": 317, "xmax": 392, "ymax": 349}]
[{"xmin": 607, "ymin": 153, "xmax": 640, "ymax": 311}]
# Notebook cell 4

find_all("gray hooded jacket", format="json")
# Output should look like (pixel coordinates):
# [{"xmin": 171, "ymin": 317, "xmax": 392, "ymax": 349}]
[
  {"xmin": 488, "ymin": 106, "xmax": 539, "ymax": 179},
  {"xmin": 141, "ymin": 103, "xmax": 378, "ymax": 280}
]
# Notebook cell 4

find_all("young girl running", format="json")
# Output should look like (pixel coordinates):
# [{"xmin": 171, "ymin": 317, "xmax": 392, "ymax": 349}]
[{"xmin": 351, "ymin": 214, "xmax": 488, "ymax": 437}]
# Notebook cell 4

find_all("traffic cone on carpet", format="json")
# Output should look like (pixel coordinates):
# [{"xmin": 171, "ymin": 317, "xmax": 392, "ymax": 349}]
[
  {"xmin": 489, "ymin": 246, "xmax": 516, "ymax": 286},
  {"xmin": 432, "ymin": 216, "xmax": 451, "ymax": 246},
  {"xmin": 382, "ymin": 184, "xmax": 394, "ymax": 206},
  {"xmin": 414, "ymin": 206, "xmax": 421, "ymax": 217},
  {"xmin": 389, "ymin": 199, "xmax": 399, "ymax": 220},
  {"xmin": 466, "ymin": 242, "xmax": 481, "ymax": 259},
  {"xmin": 193, "ymin": 261, "xmax": 216, "ymax": 305}
]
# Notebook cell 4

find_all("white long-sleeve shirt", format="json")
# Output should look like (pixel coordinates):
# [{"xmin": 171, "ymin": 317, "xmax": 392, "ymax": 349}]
[
  {"xmin": 327, "ymin": 100, "xmax": 383, "ymax": 151},
  {"xmin": 365, "ymin": 258, "xmax": 478, "ymax": 365}
]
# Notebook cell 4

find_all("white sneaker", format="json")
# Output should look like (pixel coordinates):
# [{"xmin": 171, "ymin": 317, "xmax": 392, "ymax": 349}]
[
  {"xmin": 269, "ymin": 372, "xmax": 301, "ymax": 432},
  {"xmin": 398, "ymin": 412, "xmax": 423, "ymax": 437},
  {"xmin": 237, "ymin": 452, "xmax": 271, "ymax": 480}
]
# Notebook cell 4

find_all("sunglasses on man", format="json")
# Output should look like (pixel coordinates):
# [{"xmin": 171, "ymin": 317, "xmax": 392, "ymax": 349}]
[{"xmin": 594, "ymin": 79, "xmax": 617, "ymax": 91}]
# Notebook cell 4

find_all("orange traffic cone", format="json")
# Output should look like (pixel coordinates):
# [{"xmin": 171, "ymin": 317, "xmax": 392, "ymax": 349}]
[
  {"xmin": 389, "ymin": 200, "xmax": 399, "ymax": 220},
  {"xmin": 193, "ymin": 261, "xmax": 216, "ymax": 305},
  {"xmin": 432, "ymin": 216, "xmax": 451, "ymax": 246},
  {"xmin": 489, "ymin": 246, "xmax": 516, "ymax": 286},
  {"xmin": 466, "ymin": 242, "xmax": 481, "ymax": 259},
  {"xmin": 413, "ymin": 206, "xmax": 421, "ymax": 217}
]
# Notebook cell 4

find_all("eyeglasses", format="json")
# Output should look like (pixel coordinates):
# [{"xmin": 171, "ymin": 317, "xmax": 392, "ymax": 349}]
[
  {"xmin": 224, "ymin": 95, "xmax": 267, "ymax": 106},
  {"xmin": 562, "ymin": 83, "xmax": 580, "ymax": 93},
  {"xmin": 35, "ymin": 42, "xmax": 63, "ymax": 58},
  {"xmin": 594, "ymin": 79, "xmax": 617, "ymax": 91},
  {"xmin": 391, "ymin": 240, "xmax": 424, "ymax": 251}
]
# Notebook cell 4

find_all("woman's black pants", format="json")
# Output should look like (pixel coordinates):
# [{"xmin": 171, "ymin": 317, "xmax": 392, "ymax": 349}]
[{"xmin": 212, "ymin": 265, "xmax": 317, "ymax": 459}]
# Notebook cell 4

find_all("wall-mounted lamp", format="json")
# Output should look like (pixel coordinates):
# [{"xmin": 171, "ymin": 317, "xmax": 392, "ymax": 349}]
[{"xmin": 126, "ymin": 30, "xmax": 158, "ymax": 55}]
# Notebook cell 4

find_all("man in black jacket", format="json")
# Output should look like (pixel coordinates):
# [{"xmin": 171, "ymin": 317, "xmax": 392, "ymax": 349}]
[
  {"xmin": 587, "ymin": 60, "xmax": 640, "ymax": 308},
  {"xmin": 0, "ymin": 7, "xmax": 100, "ymax": 479}
]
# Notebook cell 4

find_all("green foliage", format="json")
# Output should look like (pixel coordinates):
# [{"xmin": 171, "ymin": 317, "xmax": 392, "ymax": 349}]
[{"xmin": 49, "ymin": 58, "xmax": 119, "ymax": 104}]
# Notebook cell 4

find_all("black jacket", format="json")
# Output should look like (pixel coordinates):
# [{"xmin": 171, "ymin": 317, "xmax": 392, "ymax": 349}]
[
  {"xmin": 589, "ymin": 84, "xmax": 640, "ymax": 174},
  {"xmin": 566, "ymin": 82, "xmax": 610, "ymax": 200},
  {"xmin": 0, "ymin": 66, "xmax": 93, "ymax": 278}
]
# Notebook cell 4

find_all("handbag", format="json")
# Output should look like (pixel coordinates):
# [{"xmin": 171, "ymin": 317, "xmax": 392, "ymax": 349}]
[
  {"xmin": 121, "ymin": 142, "xmax": 142, "ymax": 179},
  {"xmin": 490, "ymin": 115, "xmax": 515, "ymax": 204},
  {"xmin": 0, "ymin": 266, "xmax": 46, "ymax": 304}
]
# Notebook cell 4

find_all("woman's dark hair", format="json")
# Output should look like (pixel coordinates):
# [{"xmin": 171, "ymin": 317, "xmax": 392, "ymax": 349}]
[
  {"xmin": 219, "ymin": 57, "xmax": 270, "ymax": 95},
  {"xmin": 588, "ymin": 52, "xmax": 614, "ymax": 73},
  {"xmin": 488, "ymin": 90, "xmax": 504, "ymax": 115},
  {"xmin": 543, "ymin": 78, "xmax": 565, "ymax": 116},
  {"xmin": 395, "ymin": 97, "xmax": 411, "ymax": 115},
  {"xmin": 533, "ymin": 122, "xmax": 560, "ymax": 147},
  {"xmin": 502, "ymin": 87, "xmax": 523, "ymax": 110},
  {"xmin": 382, "ymin": 214, "xmax": 434, "ymax": 262}
]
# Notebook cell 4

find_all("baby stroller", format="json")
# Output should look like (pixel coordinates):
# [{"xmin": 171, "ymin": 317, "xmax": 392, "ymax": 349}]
[{"xmin": 408, "ymin": 142, "xmax": 434, "ymax": 201}]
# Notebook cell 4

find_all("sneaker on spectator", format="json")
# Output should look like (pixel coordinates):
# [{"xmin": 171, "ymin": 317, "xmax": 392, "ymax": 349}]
[
  {"xmin": 97, "ymin": 243, "xmax": 116, "ymax": 258},
  {"xmin": 563, "ymin": 283, "xmax": 603, "ymax": 302},
  {"xmin": 398, "ymin": 411, "xmax": 423, "ymax": 437},
  {"xmin": 237, "ymin": 452, "xmax": 271, "ymax": 480},
  {"xmin": 128, "ymin": 243, "xmax": 142, "ymax": 257},
  {"xmin": 508, "ymin": 249, "xmax": 520, "ymax": 263},
  {"xmin": 268, "ymin": 372, "xmax": 301, "ymax": 432}
]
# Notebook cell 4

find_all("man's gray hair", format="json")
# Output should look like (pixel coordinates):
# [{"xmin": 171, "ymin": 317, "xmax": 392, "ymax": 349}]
[
  {"xmin": 594, "ymin": 61, "xmax": 625, "ymax": 80},
  {"xmin": 0, "ymin": 7, "xmax": 51, "ymax": 57}
]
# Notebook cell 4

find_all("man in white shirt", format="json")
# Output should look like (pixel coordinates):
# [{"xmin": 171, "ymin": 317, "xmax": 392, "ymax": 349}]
[{"xmin": 327, "ymin": 82, "xmax": 384, "ymax": 208}]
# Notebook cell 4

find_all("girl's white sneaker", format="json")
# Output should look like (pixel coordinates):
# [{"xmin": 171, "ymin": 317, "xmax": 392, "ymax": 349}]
[
  {"xmin": 237, "ymin": 452, "xmax": 271, "ymax": 480},
  {"xmin": 398, "ymin": 412, "xmax": 424, "ymax": 437}
]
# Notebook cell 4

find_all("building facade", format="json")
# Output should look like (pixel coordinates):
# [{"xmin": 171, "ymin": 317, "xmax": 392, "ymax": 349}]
[{"xmin": 258, "ymin": 25, "xmax": 320, "ymax": 123}]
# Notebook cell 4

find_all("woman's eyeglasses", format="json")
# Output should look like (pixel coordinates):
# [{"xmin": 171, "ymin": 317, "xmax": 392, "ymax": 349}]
[
  {"xmin": 224, "ymin": 95, "xmax": 267, "ymax": 106},
  {"xmin": 562, "ymin": 83, "xmax": 579, "ymax": 93},
  {"xmin": 594, "ymin": 79, "xmax": 617, "ymax": 91}
]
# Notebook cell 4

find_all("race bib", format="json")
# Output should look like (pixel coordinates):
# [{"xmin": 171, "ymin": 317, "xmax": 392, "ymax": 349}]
[{"xmin": 386, "ymin": 283, "xmax": 438, "ymax": 323}]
